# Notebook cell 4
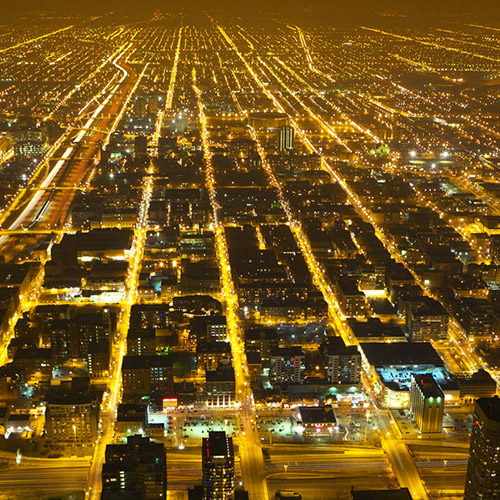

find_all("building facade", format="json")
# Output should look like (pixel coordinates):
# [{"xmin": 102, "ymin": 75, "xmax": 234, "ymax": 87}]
[
  {"xmin": 409, "ymin": 374, "xmax": 444, "ymax": 433},
  {"xmin": 102, "ymin": 435, "xmax": 167, "ymax": 500},
  {"xmin": 270, "ymin": 346, "xmax": 305, "ymax": 385},
  {"xmin": 45, "ymin": 392, "xmax": 100, "ymax": 446},
  {"xmin": 464, "ymin": 396, "xmax": 500, "ymax": 500},
  {"xmin": 202, "ymin": 431, "xmax": 235, "ymax": 500}
]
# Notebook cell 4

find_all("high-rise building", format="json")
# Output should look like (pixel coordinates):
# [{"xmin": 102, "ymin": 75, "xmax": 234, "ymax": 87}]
[
  {"xmin": 409, "ymin": 374, "xmax": 444, "ymax": 434},
  {"xmin": 135, "ymin": 135, "xmax": 148, "ymax": 160},
  {"xmin": 134, "ymin": 97, "xmax": 147, "ymax": 118},
  {"xmin": 270, "ymin": 346, "xmax": 305, "ymax": 385},
  {"xmin": 278, "ymin": 126, "xmax": 294, "ymax": 152},
  {"xmin": 45, "ymin": 385, "xmax": 100, "ymax": 446},
  {"xmin": 464, "ymin": 396, "xmax": 500, "ymax": 500},
  {"xmin": 322, "ymin": 337, "xmax": 361, "ymax": 385},
  {"xmin": 202, "ymin": 431, "xmax": 235, "ymax": 500},
  {"xmin": 102, "ymin": 435, "xmax": 167, "ymax": 500}
]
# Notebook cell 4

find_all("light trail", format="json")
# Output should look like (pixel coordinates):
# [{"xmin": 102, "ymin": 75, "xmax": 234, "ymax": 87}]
[
  {"xmin": 165, "ymin": 27, "xmax": 183, "ymax": 110},
  {"xmin": 0, "ymin": 48, "xmax": 143, "ymax": 244},
  {"xmin": 86, "ymin": 67, "xmax": 159, "ymax": 500},
  {"xmin": 0, "ymin": 25, "xmax": 74, "ymax": 54},
  {"xmin": 0, "ymin": 43, "xmax": 133, "ymax": 230},
  {"xmin": 361, "ymin": 26, "xmax": 500, "ymax": 64}
]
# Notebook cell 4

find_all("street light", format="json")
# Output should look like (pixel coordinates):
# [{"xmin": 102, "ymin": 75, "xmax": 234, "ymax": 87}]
[{"xmin": 442, "ymin": 459, "xmax": 448, "ymax": 497}]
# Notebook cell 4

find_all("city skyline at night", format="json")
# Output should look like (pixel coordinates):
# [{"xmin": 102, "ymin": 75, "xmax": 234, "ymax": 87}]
[{"xmin": 0, "ymin": 3, "xmax": 498, "ymax": 500}]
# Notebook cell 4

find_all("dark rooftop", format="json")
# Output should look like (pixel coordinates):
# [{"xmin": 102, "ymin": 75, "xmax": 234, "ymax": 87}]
[
  {"xmin": 203, "ymin": 431, "xmax": 233, "ymax": 459},
  {"xmin": 476, "ymin": 396, "xmax": 500, "ymax": 423},
  {"xmin": 122, "ymin": 355, "xmax": 173, "ymax": 370},
  {"xmin": 412, "ymin": 374, "xmax": 444, "ymax": 399},
  {"xmin": 360, "ymin": 342, "xmax": 444, "ymax": 367},
  {"xmin": 351, "ymin": 488, "xmax": 413, "ymax": 500},
  {"xmin": 298, "ymin": 406, "xmax": 336, "ymax": 425}
]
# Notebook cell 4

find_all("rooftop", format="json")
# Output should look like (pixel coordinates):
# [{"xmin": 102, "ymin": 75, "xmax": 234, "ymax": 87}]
[
  {"xmin": 298, "ymin": 406, "xmax": 336, "ymax": 425},
  {"xmin": 351, "ymin": 488, "xmax": 413, "ymax": 500},
  {"xmin": 203, "ymin": 431, "xmax": 233, "ymax": 459},
  {"xmin": 476, "ymin": 396, "xmax": 500, "ymax": 423},
  {"xmin": 360, "ymin": 342, "xmax": 444, "ymax": 367},
  {"xmin": 412, "ymin": 374, "xmax": 444, "ymax": 399}
]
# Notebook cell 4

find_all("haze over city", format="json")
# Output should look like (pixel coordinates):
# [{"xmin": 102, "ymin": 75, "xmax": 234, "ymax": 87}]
[{"xmin": 0, "ymin": 2, "xmax": 499, "ymax": 500}]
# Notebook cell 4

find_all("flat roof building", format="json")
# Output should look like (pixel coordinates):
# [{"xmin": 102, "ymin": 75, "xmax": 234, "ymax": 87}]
[
  {"xmin": 410, "ymin": 374, "xmax": 444, "ymax": 433},
  {"xmin": 464, "ymin": 396, "xmax": 500, "ymax": 500},
  {"xmin": 102, "ymin": 435, "xmax": 166, "ymax": 500},
  {"xmin": 202, "ymin": 431, "xmax": 235, "ymax": 500}
]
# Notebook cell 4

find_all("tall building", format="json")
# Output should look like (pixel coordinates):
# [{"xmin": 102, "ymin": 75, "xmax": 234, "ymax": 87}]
[
  {"xmin": 409, "ymin": 374, "xmax": 444, "ymax": 434},
  {"xmin": 102, "ymin": 435, "xmax": 167, "ymax": 500},
  {"xmin": 322, "ymin": 337, "xmax": 361, "ymax": 385},
  {"xmin": 464, "ymin": 396, "xmax": 500, "ymax": 500},
  {"xmin": 278, "ymin": 126, "xmax": 294, "ymax": 152},
  {"xmin": 121, "ymin": 355, "xmax": 173, "ymax": 398},
  {"xmin": 134, "ymin": 97, "xmax": 147, "ymax": 118},
  {"xmin": 270, "ymin": 346, "xmax": 305, "ymax": 385},
  {"xmin": 202, "ymin": 431, "xmax": 235, "ymax": 500},
  {"xmin": 135, "ymin": 135, "xmax": 148, "ymax": 160},
  {"xmin": 45, "ymin": 386, "xmax": 100, "ymax": 446}
]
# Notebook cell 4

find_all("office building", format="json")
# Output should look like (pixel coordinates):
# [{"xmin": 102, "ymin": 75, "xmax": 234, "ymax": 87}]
[
  {"xmin": 322, "ymin": 337, "xmax": 361, "ymax": 385},
  {"xmin": 464, "ymin": 396, "xmax": 500, "ymax": 500},
  {"xmin": 45, "ymin": 388, "xmax": 100, "ymax": 446},
  {"xmin": 278, "ymin": 126, "xmax": 294, "ymax": 152},
  {"xmin": 202, "ymin": 431, "xmax": 235, "ymax": 500},
  {"xmin": 410, "ymin": 374, "xmax": 444, "ymax": 433},
  {"xmin": 270, "ymin": 346, "xmax": 305, "ymax": 385},
  {"xmin": 102, "ymin": 435, "xmax": 166, "ymax": 500}
]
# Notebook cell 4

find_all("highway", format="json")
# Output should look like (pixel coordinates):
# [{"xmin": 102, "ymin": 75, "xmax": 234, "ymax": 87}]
[
  {"xmin": 264, "ymin": 443, "xmax": 396, "ymax": 500},
  {"xmin": 0, "ymin": 455, "xmax": 89, "ymax": 500},
  {"xmin": 0, "ymin": 42, "xmax": 140, "ymax": 255}
]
